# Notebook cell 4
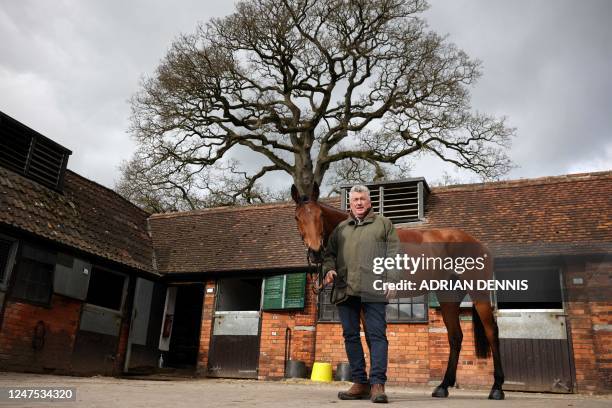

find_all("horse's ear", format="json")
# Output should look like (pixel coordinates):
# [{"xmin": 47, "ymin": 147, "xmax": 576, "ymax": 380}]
[
  {"xmin": 291, "ymin": 184, "xmax": 300, "ymax": 203},
  {"xmin": 311, "ymin": 182, "xmax": 320, "ymax": 202}
]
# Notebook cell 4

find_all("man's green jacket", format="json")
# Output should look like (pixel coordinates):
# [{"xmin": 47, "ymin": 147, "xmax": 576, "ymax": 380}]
[{"xmin": 323, "ymin": 210, "xmax": 400, "ymax": 304}]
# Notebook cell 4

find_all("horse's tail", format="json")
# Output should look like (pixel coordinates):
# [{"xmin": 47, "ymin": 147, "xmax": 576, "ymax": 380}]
[{"xmin": 472, "ymin": 305, "xmax": 490, "ymax": 359}]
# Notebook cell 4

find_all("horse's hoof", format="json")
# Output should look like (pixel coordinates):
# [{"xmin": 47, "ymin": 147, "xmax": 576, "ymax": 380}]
[
  {"xmin": 431, "ymin": 386, "xmax": 449, "ymax": 398},
  {"xmin": 488, "ymin": 389, "xmax": 505, "ymax": 400}
]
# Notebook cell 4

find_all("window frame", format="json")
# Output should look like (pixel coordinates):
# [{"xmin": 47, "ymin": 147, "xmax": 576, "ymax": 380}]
[
  {"xmin": 84, "ymin": 266, "xmax": 129, "ymax": 313},
  {"xmin": 10, "ymin": 243, "xmax": 56, "ymax": 307},
  {"xmin": 385, "ymin": 295, "xmax": 429, "ymax": 323},
  {"xmin": 317, "ymin": 288, "xmax": 429, "ymax": 323}
]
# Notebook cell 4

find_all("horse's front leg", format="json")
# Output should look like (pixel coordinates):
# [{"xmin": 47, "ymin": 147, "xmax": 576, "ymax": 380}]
[
  {"xmin": 432, "ymin": 301, "xmax": 462, "ymax": 398},
  {"xmin": 473, "ymin": 301, "xmax": 505, "ymax": 400}
]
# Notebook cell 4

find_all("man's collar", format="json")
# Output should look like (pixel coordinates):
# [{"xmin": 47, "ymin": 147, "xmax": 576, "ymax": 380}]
[{"xmin": 349, "ymin": 208, "xmax": 375, "ymax": 225}]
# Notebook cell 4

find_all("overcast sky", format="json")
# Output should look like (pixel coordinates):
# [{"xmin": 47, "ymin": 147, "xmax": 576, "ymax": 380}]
[{"xmin": 1, "ymin": 0, "xmax": 610, "ymax": 192}]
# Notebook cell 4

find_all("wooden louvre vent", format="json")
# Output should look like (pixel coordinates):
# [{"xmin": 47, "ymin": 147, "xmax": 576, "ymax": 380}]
[
  {"xmin": 0, "ymin": 111, "xmax": 71, "ymax": 192},
  {"xmin": 340, "ymin": 178, "xmax": 430, "ymax": 224}
]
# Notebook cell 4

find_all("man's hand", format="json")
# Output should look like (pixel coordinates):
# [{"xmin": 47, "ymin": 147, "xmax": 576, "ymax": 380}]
[{"xmin": 324, "ymin": 270, "xmax": 337, "ymax": 286}]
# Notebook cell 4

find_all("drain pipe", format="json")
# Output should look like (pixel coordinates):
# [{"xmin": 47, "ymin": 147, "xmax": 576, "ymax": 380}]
[{"xmin": 284, "ymin": 327, "xmax": 292, "ymax": 377}]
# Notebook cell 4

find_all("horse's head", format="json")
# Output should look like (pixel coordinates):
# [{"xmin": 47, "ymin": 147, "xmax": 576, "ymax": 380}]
[{"xmin": 291, "ymin": 183, "xmax": 325, "ymax": 264}]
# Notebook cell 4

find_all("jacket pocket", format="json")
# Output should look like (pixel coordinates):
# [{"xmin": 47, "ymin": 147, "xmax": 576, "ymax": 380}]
[
  {"xmin": 330, "ymin": 284, "xmax": 348, "ymax": 304},
  {"xmin": 331, "ymin": 273, "xmax": 349, "ymax": 304}
]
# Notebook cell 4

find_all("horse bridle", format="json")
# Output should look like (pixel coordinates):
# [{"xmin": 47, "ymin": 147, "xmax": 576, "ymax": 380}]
[{"xmin": 306, "ymin": 249, "xmax": 325, "ymax": 295}]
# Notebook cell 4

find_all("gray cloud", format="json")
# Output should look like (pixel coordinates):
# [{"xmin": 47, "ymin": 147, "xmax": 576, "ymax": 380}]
[
  {"xmin": 0, "ymin": 0, "xmax": 234, "ymax": 186},
  {"xmin": 0, "ymin": 0, "xmax": 610, "ymax": 191},
  {"xmin": 424, "ymin": 0, "xmax": 612, "ymax": 179}
]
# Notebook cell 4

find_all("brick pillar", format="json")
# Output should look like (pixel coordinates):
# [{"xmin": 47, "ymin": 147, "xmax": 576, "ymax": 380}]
[
  {"xmin": 585, "ymin": 261, "xmax": 611, "ymax": 392},
  {"xmin": 197, "ymin": 279, "xmax": 216, "ymax": 375},
  {"xmin": 565, "ymin": 260, "xmax": 599, "ymax": 393},
  {"xmin": 563, "ymin": 259, "xmax": 612, "ymax": 393}
]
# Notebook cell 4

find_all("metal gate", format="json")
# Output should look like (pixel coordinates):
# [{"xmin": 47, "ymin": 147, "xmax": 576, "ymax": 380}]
[
  {"xmin": 207, "ymin": 311, "xmax": 260, "ymax": 378},
  {"xmin": 496, "ymin": 265, "xmax": 573, "ymax": 393}
]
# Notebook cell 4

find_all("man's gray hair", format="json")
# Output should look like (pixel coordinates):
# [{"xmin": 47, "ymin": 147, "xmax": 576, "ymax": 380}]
[{"xmin": 349, "ymin": 184, "xmax": 370, "ymax": 199}]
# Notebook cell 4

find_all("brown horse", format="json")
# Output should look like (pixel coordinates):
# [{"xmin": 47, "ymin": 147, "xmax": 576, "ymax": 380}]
[{"xmin": 292, "ymin": 183, "xmax": 505, "ymax": 400}]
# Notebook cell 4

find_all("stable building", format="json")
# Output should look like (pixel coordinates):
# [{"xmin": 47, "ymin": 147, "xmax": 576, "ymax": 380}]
[
  {"xmin": 0, "ymin": 111, "xmax": 610, "ymax": 393},
  {"xmin": 0, "ymin": 111, "xmax": 163, "ymax": 375},
  {"xmin": 149, "ymin": 175, "xmax": 611, "ymax": 394}
]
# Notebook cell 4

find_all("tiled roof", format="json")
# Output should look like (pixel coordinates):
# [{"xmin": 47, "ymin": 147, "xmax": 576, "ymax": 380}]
[
  {"xmin": 0, "ymin": 166, "xmax": 157, "ymax": 274},
  {"xmin": 148, "ymin": 201, "xmax": 309, "ymax": 274},
  {"xmin": 149, "ymin": 171, "xmax": 611, "ymax": 274},
  {"xmin": 2, "ymin": 161, "xmax": 610, "ymax": 276},
  {"xmin": 424, "ymin": 171, "xmax": 612, "ymax": 257}
]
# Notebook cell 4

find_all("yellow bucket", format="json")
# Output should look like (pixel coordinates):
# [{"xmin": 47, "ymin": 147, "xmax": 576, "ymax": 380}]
[{"xmin": 310, "ymin": 362, "xmax": 333, "ymax": 382}]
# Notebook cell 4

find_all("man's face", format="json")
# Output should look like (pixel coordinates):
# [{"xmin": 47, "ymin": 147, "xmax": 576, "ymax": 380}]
[{"xmin": 349, "ymin": 191, "xmax": 372, "ymax": 219}]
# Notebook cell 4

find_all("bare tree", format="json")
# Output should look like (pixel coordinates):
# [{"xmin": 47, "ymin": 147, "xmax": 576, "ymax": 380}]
[
  {"xmin": 115, "ymin": 151, "xmax": 281, "ymax": 212},
  {"xmin": 124, "ymin": 0, "xmax": 514, "ymax": 206}
]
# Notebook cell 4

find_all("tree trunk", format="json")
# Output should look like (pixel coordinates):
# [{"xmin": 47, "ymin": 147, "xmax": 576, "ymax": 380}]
[{"xmin": 293, "ymin": 134, "xmax": 316, "ymax": 196}]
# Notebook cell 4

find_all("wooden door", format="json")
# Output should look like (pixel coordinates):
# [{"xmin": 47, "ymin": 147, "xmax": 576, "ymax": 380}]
[
  {"xmin": 496, "ymin": 265, "xmax": 573, "ymax": 393},
  {"xmin": 207, "ymin": 311, "xmax": 260, "ymax": 378}
]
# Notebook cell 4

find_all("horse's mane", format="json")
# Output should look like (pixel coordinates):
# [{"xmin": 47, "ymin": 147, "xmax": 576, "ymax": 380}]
[{"xmin": 318, "ymin": 200, "xmax": 347, "ymax": 216}]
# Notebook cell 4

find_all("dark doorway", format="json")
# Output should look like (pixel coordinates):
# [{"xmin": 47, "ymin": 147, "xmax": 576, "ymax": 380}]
[{"xmin": 166, "ymin": 284, "xmax": 204, "ymax": 368}]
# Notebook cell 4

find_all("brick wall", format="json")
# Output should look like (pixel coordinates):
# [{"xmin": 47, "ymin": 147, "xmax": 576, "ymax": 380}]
[
  {"xmin": 258, "ymin": 275, "xmax": 318, "ymax": 379},
  {"xmin": 0, "ymin": 295, "xmax": 81, "ymax": 373},
  {"xmin": 313, "ymin": 308, "xmax": 495, "ymax": 386},
  {"xmin": 586, "ymin": 261, "xmax": 612, "ymax": 391},
  {"xmin": 254, "ymin": 280, "xmax": 497, "ymax": 387},
  {"xmin": 313, "ymin": 322, "xmax": 346, "ymax": 377},
  {"xmin": 314, "ymin": 321, "xmax": 431, "ymax": 384},
  {"xmin": 590, "ymin": 300, "xmax": 611, "ymax": 390},
  {"xmin": 570, "ymin": 261, "xmax": 612, "ymax": 393},
  {"xmin": 427, "ymin": 308, "xmax": 494, "ymax": 387},
  {"xmin": 194, "ymin": 262, "xmax": 609, "ymax": 394}
]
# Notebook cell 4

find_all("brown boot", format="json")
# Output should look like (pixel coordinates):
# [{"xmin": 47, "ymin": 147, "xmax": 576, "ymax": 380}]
[
  {"xmin": 338, "ymin": 383, "xmax": 371, "ymax": 400},
  {"xmin": 370, "ymin": 384, "xmax": 388, "ymax": 403}
]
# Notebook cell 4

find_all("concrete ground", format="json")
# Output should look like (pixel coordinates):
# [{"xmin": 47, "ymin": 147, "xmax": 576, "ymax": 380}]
[{"xmin": 0, "ymin": 372, "xmax": 610, "ymax": 408}]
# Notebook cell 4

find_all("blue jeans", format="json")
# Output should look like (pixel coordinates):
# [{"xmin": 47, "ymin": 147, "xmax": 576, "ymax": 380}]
[{"xmin": 337, "ymin": 296, "xmax": 388, "ymax": 384}]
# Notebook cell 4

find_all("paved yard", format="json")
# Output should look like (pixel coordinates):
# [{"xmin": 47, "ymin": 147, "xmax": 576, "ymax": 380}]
[{"xmin": 0, "ymin": 372, "xmax": 610, "ymax": 408}]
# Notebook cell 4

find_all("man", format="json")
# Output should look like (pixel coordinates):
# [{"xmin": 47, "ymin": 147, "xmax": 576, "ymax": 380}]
[{"xmin": 323, "ymin": 185, "xmax": 400, "ymax": 404}]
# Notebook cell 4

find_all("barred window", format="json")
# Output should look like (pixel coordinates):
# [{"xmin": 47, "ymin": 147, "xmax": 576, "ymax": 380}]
[
  {"xmin": 11, "ymin": 244, "xmax": 56, "ymax": 306},
  {"xmin": 318, "ymin": 288, "xmax": 428, "ymax": 323}
]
